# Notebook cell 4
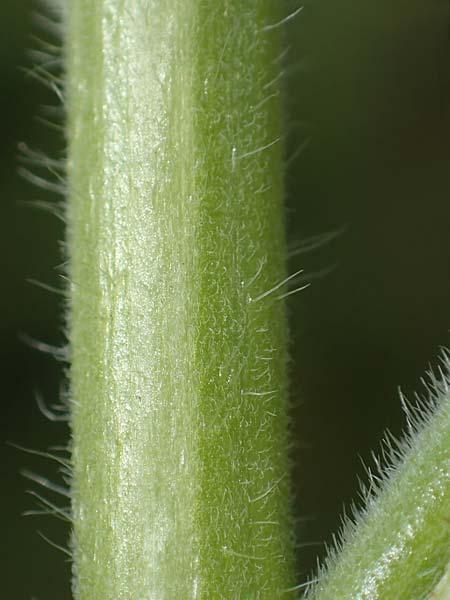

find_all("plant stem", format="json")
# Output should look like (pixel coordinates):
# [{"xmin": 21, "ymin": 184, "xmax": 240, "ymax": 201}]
[
  {"xmin": 307, "ymin": 377, "xmax": 450, "ymax": 599},
  {"xmin": 66, "ymin": 1, "xmax": 296, "ymax": 597}
]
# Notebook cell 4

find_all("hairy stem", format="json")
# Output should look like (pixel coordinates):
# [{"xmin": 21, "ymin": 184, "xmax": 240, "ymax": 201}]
[
  {"xmin": 307, "ymin": 374, "xmax": 450, "ymax": 599},
  {"xmin": 66, "ymin": 1, "xmax": 296, "ymax": 597}
]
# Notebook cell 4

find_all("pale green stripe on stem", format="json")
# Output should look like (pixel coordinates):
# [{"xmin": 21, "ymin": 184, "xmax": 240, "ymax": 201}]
[{"xmin": 66, "ymin": 1, "xmax": 296, "ymax": 598}]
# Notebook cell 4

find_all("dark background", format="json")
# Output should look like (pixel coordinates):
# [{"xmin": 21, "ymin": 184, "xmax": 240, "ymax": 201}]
[{"xmin": 1, "ymin": 1, "xmax": 450, "ymax": 597}]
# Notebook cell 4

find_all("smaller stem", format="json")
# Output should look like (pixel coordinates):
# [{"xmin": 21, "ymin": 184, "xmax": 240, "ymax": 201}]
[{"xmin": 308, "ymin": 372, "xmax": 450, "ymax": 599}]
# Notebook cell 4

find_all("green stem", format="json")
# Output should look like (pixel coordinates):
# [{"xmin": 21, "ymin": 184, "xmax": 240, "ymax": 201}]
[
  {"xmin": 307, "ymin": 379, "xmax": 450, "ymax": 599},
  {"xmin": 66, "ymin": 1, "xmax": 296, "ymax": 597}
]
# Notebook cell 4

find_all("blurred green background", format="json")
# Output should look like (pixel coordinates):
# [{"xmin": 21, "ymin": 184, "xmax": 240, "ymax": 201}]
[{"xmin": 1, "ymin": 1, "xmax": 450, "ymax": 597}]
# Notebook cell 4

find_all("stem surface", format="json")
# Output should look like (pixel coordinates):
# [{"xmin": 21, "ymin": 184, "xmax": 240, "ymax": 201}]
[
  {"xmin": 307, "ymin": 378, "xmax": 450, "ymax": 599},
  {"xmin": 66, "ymin": 1, "xmax": 296, "ymax": 597}
]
